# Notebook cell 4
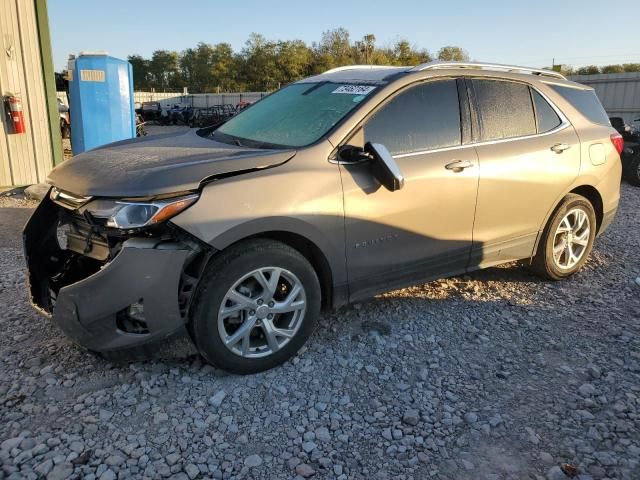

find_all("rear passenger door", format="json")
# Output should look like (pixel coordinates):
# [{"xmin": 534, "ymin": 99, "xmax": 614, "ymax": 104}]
[{"xmin": 468, "ymin": 78, "xmax": 581, "ymax": 269}]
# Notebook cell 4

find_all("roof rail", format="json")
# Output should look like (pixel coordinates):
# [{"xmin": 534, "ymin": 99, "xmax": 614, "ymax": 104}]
[
  {"xmin": 322, "ymin": 65, "xmax": 404, "ymax": 74},
  {"xmin": 409, "ymin": 61, "xmax": 566, "ymax": 80}
]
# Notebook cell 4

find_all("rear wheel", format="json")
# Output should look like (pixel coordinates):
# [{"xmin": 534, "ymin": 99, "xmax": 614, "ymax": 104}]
[
  {"xmin": 532, "ymin": 194, "xmax": 596, "ymax": 280},
  {"xmin": 190, "ymin": 239, "xmax": 321, "ymax": 374}
]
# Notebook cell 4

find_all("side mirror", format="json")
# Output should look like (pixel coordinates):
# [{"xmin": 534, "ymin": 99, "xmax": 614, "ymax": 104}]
[{"xmin": 365, "ymin": 142, "xmax": 405, "ymax": 192}]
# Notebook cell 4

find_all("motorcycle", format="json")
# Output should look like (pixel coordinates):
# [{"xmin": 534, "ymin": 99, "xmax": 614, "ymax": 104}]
[
  {"xmin": 136, "ymin": 114, "xmax": 147, "ymax": 137},
  {"xmin": 610, "ymin": 117, "xmax": 640, "ymax": 186}
]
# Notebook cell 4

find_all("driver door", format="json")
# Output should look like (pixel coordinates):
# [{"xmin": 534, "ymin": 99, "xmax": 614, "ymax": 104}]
[{"xmin": 338, "ymin": 79, "xmax": 480, "ymax": 301}]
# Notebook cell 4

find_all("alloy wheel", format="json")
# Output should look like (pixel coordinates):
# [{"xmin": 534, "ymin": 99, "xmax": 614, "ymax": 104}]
[
  {"xmin": 552, "ymin": 208, "xmax": 591, "ymax": 269},
  {"xmin": 217, "ymin": 267, "xmax": 307, "ymax": 358}
]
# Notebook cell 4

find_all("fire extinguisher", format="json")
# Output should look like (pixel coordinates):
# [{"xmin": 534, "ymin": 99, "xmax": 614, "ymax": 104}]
[{"xmin": 3, "ymin": 94, "xmax": 26, "ymax": 134}]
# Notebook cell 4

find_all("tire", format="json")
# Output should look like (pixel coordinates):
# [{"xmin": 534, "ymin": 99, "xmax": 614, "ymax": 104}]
[
  {"xmin": 624, "ymin": 152, "xmax": 640, "ymax": 186},
  {"xmin": 532, "ymin": 194, "xmax": 597, "ymax": 280},
  {"xmin": 190, "ymin": 239, "xmax": 321, "ymax": 374}
]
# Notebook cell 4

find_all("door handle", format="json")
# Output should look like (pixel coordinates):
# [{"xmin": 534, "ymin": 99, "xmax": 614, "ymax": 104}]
[
  {"xmin": 550, "ymin": 143, "xmax": 570, "ymax": 154},
  {"xmin": 445, "ymin": 160, "xmax": 474, "ymax": 172}
]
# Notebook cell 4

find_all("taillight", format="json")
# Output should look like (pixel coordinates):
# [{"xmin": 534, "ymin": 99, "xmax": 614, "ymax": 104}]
[{"xmin": 610, "ymin": 133, "xmax": 624, "ymax": 155}]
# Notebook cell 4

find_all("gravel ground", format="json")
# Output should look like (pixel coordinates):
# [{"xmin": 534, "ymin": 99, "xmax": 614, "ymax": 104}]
[{"xmin": 0, "ymin": 183, "xmax": 639, "ymax": 480}]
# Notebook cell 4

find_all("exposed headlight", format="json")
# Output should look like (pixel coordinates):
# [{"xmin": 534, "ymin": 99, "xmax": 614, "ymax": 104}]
[{"xmin": 81, "ymin": 193, "xmax": 199, "ymax": 229}]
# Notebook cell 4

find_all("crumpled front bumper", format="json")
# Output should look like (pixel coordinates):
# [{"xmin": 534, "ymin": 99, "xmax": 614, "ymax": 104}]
[{"xmin": 24, "ymin": 196, "xmax": 192, "ymax": 353}]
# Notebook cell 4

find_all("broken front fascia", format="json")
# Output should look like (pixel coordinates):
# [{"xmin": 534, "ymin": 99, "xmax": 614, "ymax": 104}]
[{"xmin": 23, "ymin": 193, "xmax": 211, "ymax": 353}]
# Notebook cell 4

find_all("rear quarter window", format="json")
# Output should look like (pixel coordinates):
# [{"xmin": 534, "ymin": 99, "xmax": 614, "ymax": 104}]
[
  {"xmin": 531, "ymin": 90, "xmax": 562, "ymax": 133},
  {"xmin": 549, "ymin": 85, "xmax": 610, "ymax": 126}
]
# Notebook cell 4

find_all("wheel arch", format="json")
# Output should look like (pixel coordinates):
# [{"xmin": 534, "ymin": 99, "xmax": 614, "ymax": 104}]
[
  {"xmin": 242, "ymin": 231, "xmax": 335, "ymax": 310},
  {"xmin": 532, "ymin": 184, "xmax": 604, "ymax": 258},
  {"xmin": 568, "ymin": 185, "xmax": 603, "ymax": 232},
  {"xmin": 203, "ymin": 217, "xmax": 346, "ymax": 310}
]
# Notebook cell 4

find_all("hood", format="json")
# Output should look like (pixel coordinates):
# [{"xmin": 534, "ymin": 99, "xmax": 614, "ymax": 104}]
[{"xmin": 47, "ymin": 129, "xmax": 296, "ymax": 197}]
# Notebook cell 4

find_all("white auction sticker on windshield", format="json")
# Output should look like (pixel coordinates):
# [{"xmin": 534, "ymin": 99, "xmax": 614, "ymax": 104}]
[{"xmin": 332, "ymin": 85, "xmax": 376, "ymax": 95}]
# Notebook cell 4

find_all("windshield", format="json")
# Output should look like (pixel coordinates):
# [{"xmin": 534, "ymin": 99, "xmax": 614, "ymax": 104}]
[{"xmin": 212, "ymin": 82, "xmax": 377, "ymax": 148}]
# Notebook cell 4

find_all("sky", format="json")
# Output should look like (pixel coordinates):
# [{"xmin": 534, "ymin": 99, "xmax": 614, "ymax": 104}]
[{"xmin": 48, "ymin": 0, "xmax": 639, "ymax": 72}]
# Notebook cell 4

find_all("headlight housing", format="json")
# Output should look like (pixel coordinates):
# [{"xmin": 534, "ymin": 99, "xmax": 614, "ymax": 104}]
[{"xmin": 81, "ymin": 193, "xmax": 199, "ymax": 229}]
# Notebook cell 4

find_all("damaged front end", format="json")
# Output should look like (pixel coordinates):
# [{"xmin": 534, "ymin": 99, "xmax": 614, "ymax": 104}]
[{"xmin": 23, "ymin": 188, "xmax": 211, "ymax": 354}]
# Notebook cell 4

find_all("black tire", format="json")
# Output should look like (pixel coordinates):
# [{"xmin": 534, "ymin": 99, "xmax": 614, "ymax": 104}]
[
  {"xmin": 532, "ymin": 194, "xmax": 597, "ymax": 280},
  {"xmin": 190, "ymin": 239, "xmax": 321, "ymax": 374},
  {"xmin": 624, "ymin": 152, "xmax": 640, "ymax": 186}
]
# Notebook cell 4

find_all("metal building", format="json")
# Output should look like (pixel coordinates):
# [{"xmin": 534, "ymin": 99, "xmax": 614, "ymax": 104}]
[
  {"xmin": 0, "ymin": 0, "xmax": 61, "ymax": 187},
  {"xmin": 569, "ymin": 72, "xmax": 640, "ymax": 124}
]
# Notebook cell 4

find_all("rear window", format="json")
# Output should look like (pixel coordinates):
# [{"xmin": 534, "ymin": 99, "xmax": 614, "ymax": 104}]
[{"xmin": 549, "ymin": 85, "xmax": 610, "ymax": 126}]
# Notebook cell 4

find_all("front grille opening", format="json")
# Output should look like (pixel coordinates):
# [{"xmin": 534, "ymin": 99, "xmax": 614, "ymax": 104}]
[{"xmin": 116, "ymin": 301, "xmax": 150, "ymax": 334}]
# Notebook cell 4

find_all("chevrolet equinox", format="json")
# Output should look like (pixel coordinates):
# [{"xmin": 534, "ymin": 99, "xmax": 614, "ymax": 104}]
[{"xmin": 24, "ymin": 61, "xmax": 622, "ymax": 373}]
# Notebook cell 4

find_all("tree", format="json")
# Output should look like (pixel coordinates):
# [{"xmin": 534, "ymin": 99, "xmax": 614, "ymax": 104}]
[
  {"xmin": 389, "ymin": 39, "xmax": 432, "ymax": 66},
  {"xmin": 117, "ymin": 31, "xmax": 477, "ymax": 92},
  {"xmin": 276, "ymin": 40, "xmax": 312, "ymax": 84},
  {"xmin": 354, "ymin": 34, "xmax": 376, "ymax": 64},
  {"xmin": 437, "ymin": 46, "xmax": 469, "ymax": 62},
  {"xmin": 180, "ymin": 43, "xmax": 214, "ymax": 92},
  {"xmin": 317, "ymin": 28, "xmax": 353, "ymax": 67},
  {"xmin": 623, "ymin": 63, "xmax": 640, "ymax": 73},
  {"xmin": 601, "ymin": 64, "xmax": 624, "ymax": 74},
  {"xmin": 545, "ymin": 64, "xmax": 574, "ymax": 76},
  {"xmin": 239, "ymin": 33, "xmax": 280, "ymax": 91},
  {"xmin": 575, "ymin": 65, "xmax": 600, "ymax": 75},
  {"xmin": 128, "ymin": 54, "xmax": 150, "ymax": 90},
  {"xmin": 210, "ymin": 43, "xmax": 239, "ymax": 91},
  {"xmin": 148, "ymin": 50, "xmax": 181, "ymax": 90}
]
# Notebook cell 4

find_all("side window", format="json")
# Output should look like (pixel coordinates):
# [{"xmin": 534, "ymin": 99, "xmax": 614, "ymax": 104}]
[
  {"xmin": 531, "ymin": 90, "xmax": 562, "ymax": 133},
  {"xmin": 472, "ymin": 79, "xmax": 536, "ymax": 141},
  {"xmin": 364, "ymin": 79, "xmax": 461, "ymax": 155}
]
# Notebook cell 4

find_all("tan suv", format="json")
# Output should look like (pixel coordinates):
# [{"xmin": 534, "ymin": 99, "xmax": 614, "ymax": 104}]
[{"xmin": 25, "ymin": 61, "xmax": 622, "ymax": 373}]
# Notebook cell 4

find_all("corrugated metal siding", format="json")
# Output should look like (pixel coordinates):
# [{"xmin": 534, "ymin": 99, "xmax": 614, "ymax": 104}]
[
  {"xmin": 569, "ymin": 72, "xmax": 640, "ymax": 123},
  {"xmin": 0, "ymin": 0, "xmax": 53, "ymax": 186}
]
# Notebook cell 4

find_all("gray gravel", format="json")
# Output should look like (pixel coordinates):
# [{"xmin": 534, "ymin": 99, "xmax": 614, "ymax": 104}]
[{"xmin": 1, "ymin": 183, "xmax": 639, "ymax": 480}]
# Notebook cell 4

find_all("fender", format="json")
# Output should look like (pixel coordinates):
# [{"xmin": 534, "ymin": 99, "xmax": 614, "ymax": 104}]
[{"xmin": 206, "ymin": 215, "xmax": 346, "ymax": 282}]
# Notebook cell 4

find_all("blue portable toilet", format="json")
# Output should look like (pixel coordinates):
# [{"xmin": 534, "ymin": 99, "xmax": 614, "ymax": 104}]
[{"xmin": 68, "ymin": 53, "xmax": 135, "ymax": 154}]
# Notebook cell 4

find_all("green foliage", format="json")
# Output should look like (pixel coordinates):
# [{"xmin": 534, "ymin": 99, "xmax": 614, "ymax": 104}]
[
  {"xmin": 570, "ymin": 63, "xmax": 640, "ymax": 76},
  {"xmin": 601, "ymin": 64, "xmax": 625, "ymax": 74},
  {"xmin": 575, "ymin": 65, "xmax": 600, "ymax": 75},
  {"xmin": 125, "ymin": 29, "xmax": 462, "ymax": 92},
  {"xmin": 388, "ymin": 40, "xmax": 432, "ymax": 66},
  {"xmin": 437, "ymin": 46, "xmax": 469, "ymax": 62},
  {"xmin": 148, "ymin": 50, "xmax": 181, "ymax": 89},
  {"xmin": 127, "ymin": 55, "xmax": 150, "ymax": 90}
]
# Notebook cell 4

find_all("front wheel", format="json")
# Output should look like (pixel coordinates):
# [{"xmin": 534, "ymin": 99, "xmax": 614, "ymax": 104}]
[
  {"xmin": 190, "ymin": 239, "xmax": 321, "ymax": 374},
  {"xmin": 532, "ymin": 194, "xmax": 597, "ymax": 280}
]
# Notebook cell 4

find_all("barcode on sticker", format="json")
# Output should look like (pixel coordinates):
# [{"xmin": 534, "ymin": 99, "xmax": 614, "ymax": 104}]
[{"xmin": 332, "ymin": 85, "xmax": 376, "ymax": 95}]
